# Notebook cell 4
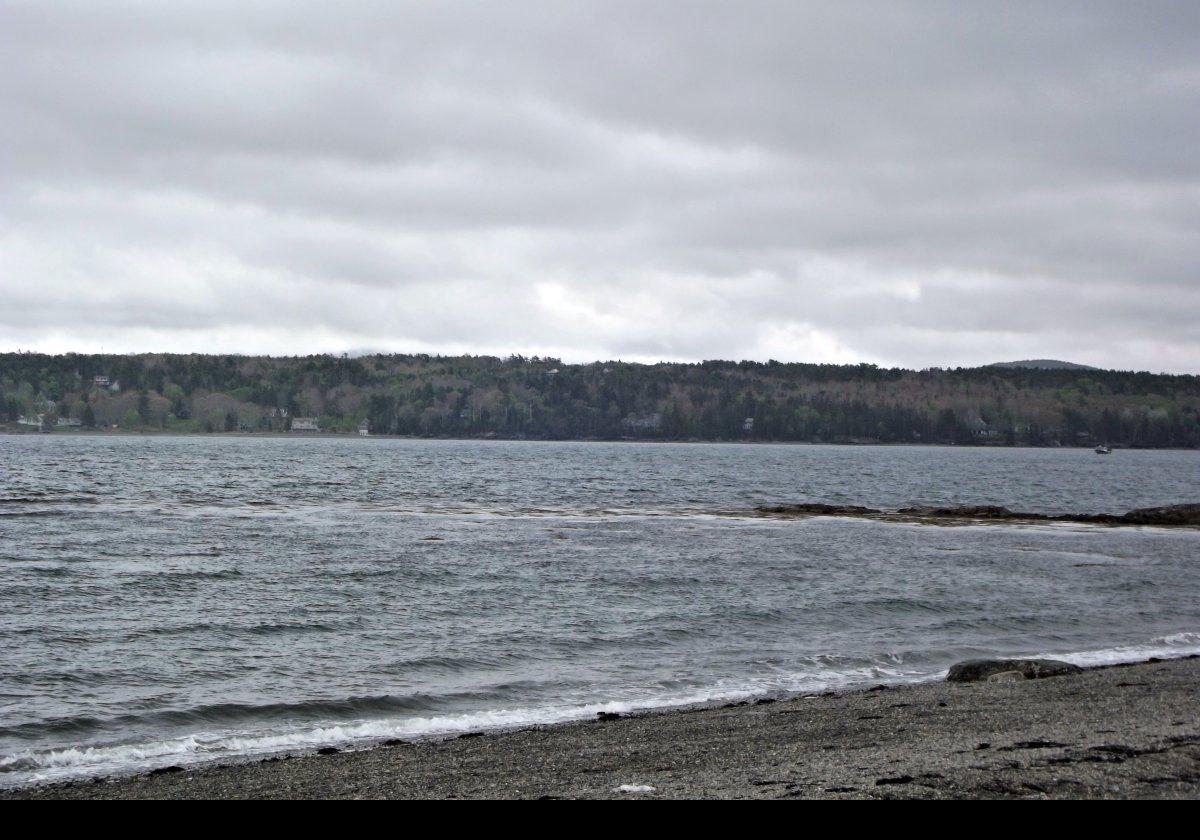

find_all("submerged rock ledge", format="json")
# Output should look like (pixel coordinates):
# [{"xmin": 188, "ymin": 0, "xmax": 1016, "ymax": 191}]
[{"xmin": 753, "ymin": 502, "xmax": 1200, "ymax": 527}]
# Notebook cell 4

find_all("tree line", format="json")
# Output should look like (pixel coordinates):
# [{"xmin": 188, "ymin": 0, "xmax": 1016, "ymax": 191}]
[{"xmin": 1, "ymin": 352, "xmax": 1198, "ymax": 447}]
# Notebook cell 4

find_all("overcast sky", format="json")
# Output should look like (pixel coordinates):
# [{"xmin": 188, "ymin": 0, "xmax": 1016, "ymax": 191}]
[{"xmin": 1, "ymin": 2, "xmax": 1197, "ymax": 372}]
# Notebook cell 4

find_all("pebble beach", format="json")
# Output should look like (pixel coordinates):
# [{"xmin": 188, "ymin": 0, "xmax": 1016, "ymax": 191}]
[{"xmin": 7, "ymin": 656, "xmax": 1198, "ymax": 800}]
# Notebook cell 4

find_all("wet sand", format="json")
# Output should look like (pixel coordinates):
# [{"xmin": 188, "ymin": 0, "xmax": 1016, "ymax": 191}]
[{"xmin": 5, "ymin": 656, "xmax": 1199, "ymax": 799}]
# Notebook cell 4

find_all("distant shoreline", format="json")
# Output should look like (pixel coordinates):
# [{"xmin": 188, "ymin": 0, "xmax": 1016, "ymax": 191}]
[
  {"xmin": 3, "ymin": 427, "xmax": 1197, "ymax": 451},
  {"xmin": 5, "ymin": 352, "xmax": 1196, "ymax": 448},
  {"xmin": 6, "ymin": 656, "xmax": 1198, "ymax": 799}
]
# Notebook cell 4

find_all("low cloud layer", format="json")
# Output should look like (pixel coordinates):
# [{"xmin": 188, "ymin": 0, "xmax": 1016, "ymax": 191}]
[{"xmin": 2, "ymin": 1, "xmax": 1198, "ymax": 371}]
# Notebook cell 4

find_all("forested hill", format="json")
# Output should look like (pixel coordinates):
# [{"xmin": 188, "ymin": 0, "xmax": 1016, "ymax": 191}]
[
  {"xmin": 1, "ymin": 353, "xmax": 1198, "ymax": 448},
  {"xmin": 990, "ymin": 359, "xmax": 1099, "ymax": 371}
]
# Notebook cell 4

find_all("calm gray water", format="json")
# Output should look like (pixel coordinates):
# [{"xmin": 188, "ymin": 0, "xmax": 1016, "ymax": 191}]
[{"xmin": 1, "ymin": 436, "xmax": 1198, "ymax": 785}]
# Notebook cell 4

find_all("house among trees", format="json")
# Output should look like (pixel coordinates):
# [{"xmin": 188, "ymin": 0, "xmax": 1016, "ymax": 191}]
[
  {"xmin": 967, "ymin": 418, "xmax": 1001, "ymax": 438},
  {"xmin": 291, "ymin": 417, "xmax": 320, "ymax": 432},
  {"xmin": 622, "ymin": 413, "xmax": 662, "ymax": 431},
  {"xmin": 358, "ymin": 419, "xmax": 370, "ymax": 436}
]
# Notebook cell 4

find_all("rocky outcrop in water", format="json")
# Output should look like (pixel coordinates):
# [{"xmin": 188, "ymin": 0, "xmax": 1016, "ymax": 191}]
[
  {"xmin": 946, "ymin": 659, "xmax": 1083, "ymax": 683},
  {"xmin": 754, "ymin": 502, "xmax": 1200, "ymax": 527},
  {"xmin": 1121, "ymin": 504, "xmax": 1200, "ymax": 526},
  {"xmin": 755, "ymin": 503, "xmax": 882, "ymax": 516},
  {"xmin": 897, "ymin": 505, "xmax": 1026, "ymax": 520}
]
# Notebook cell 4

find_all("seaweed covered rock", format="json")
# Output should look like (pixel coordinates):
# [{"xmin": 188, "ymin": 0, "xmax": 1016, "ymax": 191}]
[
  {"xmin": 897, "ymin": 505, "xmax": 1035, "ymax": 520},
  {"xmin": 946, "ymin": 659, "xmax": 1082, "ymax": 683},
  {"xmin": 1120, "ymin": 504, "xmax": 1200, "ymax": 526},
  {"xmin": 752, "ymin": 501, "xmax": 1200, "ymax": 527},
  {"xmin": 755, "ymin": 503, "xmax": 881, "ymax": 516}
]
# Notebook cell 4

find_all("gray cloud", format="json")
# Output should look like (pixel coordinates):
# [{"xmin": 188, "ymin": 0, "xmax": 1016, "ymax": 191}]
[{"xmin": 1, "ymin": 1, "xmax": 1198, "ymax": 371}]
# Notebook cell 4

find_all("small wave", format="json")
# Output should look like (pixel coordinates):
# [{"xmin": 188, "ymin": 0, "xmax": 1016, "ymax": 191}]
[
  {"xmin": 1036, "ymin": 631, "xmax": 1200, "ymax": 668},
  {"xmin": 0, "ymin": 496, "xmax": 101, "ymax": 505},
  {"xmin": 845, "ymin": 596, "xmax": 954, "ymax": 616},
  {"xmin": 0, "ymin": 654, "xmax": 941, "ymax": 787},
  {"xmin": 239, "ymin": 620, "xmax": 351, "ymax": 637},
  {"xmin": 24, "ymin": 566, "xmax": 78, "ymax": 578},
  {"xmin": 536, "ymin": 627, "xmax": 708, "ymax": 655},
  {"xmin": 378, "ymin": 652, "xmax": 527, "ymax": 676},
  {"xmin": 5, "ymin": 631, "xmax": 1199, "ymax": 787},
  {"xmin": 324, "ymin": 566, "xmax": 456, "ymax": 583},
  {"xmin": 0, "ymin": 686, "xmax": 529, "ymax": 746},
  {"xmin": 121, "ymin": 618, "xmax": 359, "ymax": 640},
  {"xmin": 116, "ymin": 568, "xmax": 244, "ymax": 591},
  {"xmin": 149, "ymin": 569, "xmax": 243, "ymax": 581},
  {"xmin": 0, "ymin": 693, "xmax": 708, "ymax": 785},
  {"xmin": 0, "ymin": 715, "xmax": 110, "ymax": 740},
  {"xmin": 162, "ymin": 548, "xmax": 227, "ymax": 559}
]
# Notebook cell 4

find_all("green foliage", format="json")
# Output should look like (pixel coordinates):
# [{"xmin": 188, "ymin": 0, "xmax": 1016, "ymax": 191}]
[{"xmin": 0, "ymin": 352, "xmax": 1197, "ymax": 447}]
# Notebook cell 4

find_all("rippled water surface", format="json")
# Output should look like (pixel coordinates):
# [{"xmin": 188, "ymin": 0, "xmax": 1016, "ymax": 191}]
[{"xmin": 1, "ymin": 436, "xmax": 1198, "ymax": 784}]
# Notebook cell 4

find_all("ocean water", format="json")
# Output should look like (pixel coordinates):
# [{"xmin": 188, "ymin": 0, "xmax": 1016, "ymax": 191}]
[{"xmin": 1, "ymin": 436, "xmax": 1198, "ymax": 786}]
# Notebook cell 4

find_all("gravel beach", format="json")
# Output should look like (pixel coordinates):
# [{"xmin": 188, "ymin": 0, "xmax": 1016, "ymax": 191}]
[{"xmin": 6, "ymin": 656, "xmax": 1199, "ymax": 799}]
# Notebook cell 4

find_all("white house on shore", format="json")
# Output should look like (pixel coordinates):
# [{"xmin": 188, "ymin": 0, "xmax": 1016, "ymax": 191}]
[
  {"xmin": 358, "ymin": 419, "xmax": 370, "ymax": 436},
  {"xmin": 291, "ymin": 417, "xmax": 320, "ymax": 432},
  {"xmin": 15, "ymin": 414, "xmax": 79, "ymax": 429}
]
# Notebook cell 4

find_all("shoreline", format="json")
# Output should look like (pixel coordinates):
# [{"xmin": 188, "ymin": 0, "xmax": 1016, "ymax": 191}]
[
  {"xmin": 4, "ymin": 428, "xmax": 1197, "ymax": 452},
  {"xmin": 6, "ymin": 656, "xmax": 1198, "ymax": 799}
]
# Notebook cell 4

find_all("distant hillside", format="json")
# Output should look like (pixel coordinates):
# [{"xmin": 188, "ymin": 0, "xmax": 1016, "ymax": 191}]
[
  {"xmin": 1, "ymin": 353, "xmax": 1197, "ymax": 448},
  {"xmin": 990, "ymin": 359, "xmax": 1099, "ymax": 371}
]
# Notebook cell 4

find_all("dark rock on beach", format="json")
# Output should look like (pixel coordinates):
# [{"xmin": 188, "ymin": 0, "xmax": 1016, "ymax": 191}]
[
  {"xmin": 947, "ymin": 659, "xmax": 1083, "ymax": 683},
  {"xmin": 148, "ymin": 765, "xmax": 185, "ymax": 775}
]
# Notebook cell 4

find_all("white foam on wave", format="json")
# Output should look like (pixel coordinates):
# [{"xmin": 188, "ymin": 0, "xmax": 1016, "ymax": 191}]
[
  {"xmin": 0, "ymin": 662, "xmax": 924, "ymax": 787},
  {"xmin": 0, "ymin": 695, "xmax": 689, "ymax": 786},
  {"xmin": 4, "ymin": 631, "xmax": 1198, "ymax": 788},
  {"xmin": 1037, "ymin": 631, "xmax": 1200, "ymax": 668}
]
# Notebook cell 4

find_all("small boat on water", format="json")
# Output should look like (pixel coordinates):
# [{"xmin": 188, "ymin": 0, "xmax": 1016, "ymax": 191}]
[{"xmin": 1095, "ymin": 445, "xmax": 1112, "ymax": 454}]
